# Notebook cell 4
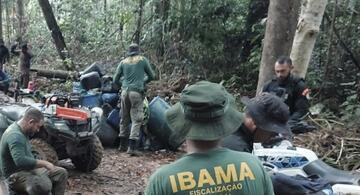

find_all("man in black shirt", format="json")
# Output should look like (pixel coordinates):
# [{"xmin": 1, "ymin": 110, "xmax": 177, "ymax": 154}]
[
  {"xmin": 0, "ymin": 39, "xmax": 9, "ymax": 71},
  {"xmin": 262, "ymin": 56, "xmax": 310, "ymax": 130}
]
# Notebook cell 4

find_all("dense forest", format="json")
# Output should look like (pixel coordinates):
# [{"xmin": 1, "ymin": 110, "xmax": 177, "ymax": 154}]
[
  {"xmin": 0, "ymin": 0, "xmax": 360, "ymax": 193},
  {"xmin": 1, "ymin": 0, "xmax": 357, "ymax": 122}
]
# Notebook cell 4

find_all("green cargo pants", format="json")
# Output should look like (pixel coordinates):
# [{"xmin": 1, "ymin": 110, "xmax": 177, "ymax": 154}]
[
  {"xmin": 7, "ymin": 166, "xmax": 68, "ymax": 195},
  {"xmin": 119, "ymin": 90, "xmax": 144, "ymax": 140}
]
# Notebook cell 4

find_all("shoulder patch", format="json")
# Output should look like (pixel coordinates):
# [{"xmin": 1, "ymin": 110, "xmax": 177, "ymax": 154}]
[{"xmin": 122, "ymin": 56, "xmax": 143, "ymax": 64}]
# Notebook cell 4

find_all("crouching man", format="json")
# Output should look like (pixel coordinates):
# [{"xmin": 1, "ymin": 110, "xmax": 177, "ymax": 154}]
[
  {"xmin": 0, "ymin": 108, "xmax": 68, "ymax": 195},
  {"xmin": 145, "ymin": 81, "xmax": 274, "ymax": 195},
  {"xmin": 221, "ymin": 92, "xmax": 292, "ymax": 153}
]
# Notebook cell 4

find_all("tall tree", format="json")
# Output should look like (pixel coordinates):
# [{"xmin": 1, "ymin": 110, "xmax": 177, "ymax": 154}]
[
  {"xmin": 4, "ymin": 0, "xmax": 10, "ymax": 45},
  {"xmin": 104, "ymin": 0, "xmax": 107, "ymax": 32},
  {"xmin": 256, "ymin": 0, "xmax": 301, "ymax": 93},
  {"xmin": 0, "ymin": 0, "xmax": 3, "ymax": 40},
  {"xmin": 38, "ymin": 0, "xmax": 70, "ymax": 69},
  {"xmin": 134, "ymin": 0, "xmax": 145, "ymax": 44},
  {"xmin": 154, "ymin": 0, "xmax": 170, "ymax": 58},
  {"xmin": 16, "ymin": 0, "xmax": 24, "ymax": 42},
  {"xmin": 290, "ymin": 0, "xmax": 328, "ymax": 78}
]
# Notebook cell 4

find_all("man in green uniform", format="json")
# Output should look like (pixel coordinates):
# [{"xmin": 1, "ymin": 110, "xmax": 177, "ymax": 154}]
[
  {"xmin": 145, "ymin": 81, "xmax": 274, "ymax": 195},
  {"xmin": 0, "ymin": 108, "xmax": 68, "ymax": 195},
  {"xmin": 113, "ymin": 43, "xmax": 155, "ymax": 155}
]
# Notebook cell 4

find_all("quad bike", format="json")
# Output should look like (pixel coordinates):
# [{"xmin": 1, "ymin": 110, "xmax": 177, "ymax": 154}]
[
  {"xmin": 0, "ymin": 101, "xmax": 103, "ymax": 172},
  {"xmin": 253, "ymin": 140, "xmax": 360, "ymax": 194}
]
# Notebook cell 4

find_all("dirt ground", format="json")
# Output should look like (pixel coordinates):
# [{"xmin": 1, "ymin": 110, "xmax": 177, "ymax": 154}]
[{"xmin": 64, "ymin": 148, "xmax": 181, "ymax": 195}]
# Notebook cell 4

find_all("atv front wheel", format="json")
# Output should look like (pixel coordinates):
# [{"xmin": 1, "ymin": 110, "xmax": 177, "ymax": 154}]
[
  {"xmin": 30, "ymin": 138, "xmax": 59, "ymax": 164},
  {"xmin": 71, "ymin": 135, "xmax": 103, "ymax": 172}
]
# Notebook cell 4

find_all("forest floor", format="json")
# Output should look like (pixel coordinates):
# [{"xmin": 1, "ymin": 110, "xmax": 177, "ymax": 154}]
[{"xmin": 64, "ymin": 149, "xmax": 182, "ymax": 195}]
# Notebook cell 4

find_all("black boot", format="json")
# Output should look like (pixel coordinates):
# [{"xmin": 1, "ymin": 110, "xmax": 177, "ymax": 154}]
[
  {"xmin": 127, "ymin": 139, "xmax": 141, "ymax": 156},
  {"xmin": 118, "ymin": 137, "xmax": 128, "ymax": 152}
]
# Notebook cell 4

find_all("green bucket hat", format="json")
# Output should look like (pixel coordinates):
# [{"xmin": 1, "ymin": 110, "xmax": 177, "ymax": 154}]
[{"xmin": 165, "ymin": 81, "xmax": 243, "ymax": 141}]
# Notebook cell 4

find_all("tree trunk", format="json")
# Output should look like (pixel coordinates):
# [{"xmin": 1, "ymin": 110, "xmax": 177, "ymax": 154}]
[
  {"xmin": 290, "ymin": 0, "xmax": 328, "ymax": 78},
  {"xmin": 178, "ymin": 0, "xmax": 186, "ymax": 39},
  {"xmin": 322, "ymin": 0, "xmax": 337, "ymax": 84},
  {"xmin": 134, "ymin": 0, "xmax": 144, "ymax": 44},
  {"xmin": 0, "ymin": 0, "xmax": 3, "ymax": 40},
  {"xmin": 104, "ymin": 0, "xmax": 107, "ymax": 32},
  {"xmin": 37, "ymin": 0, "xmax": 70, "ymax": 69},
  {"xmin": 31, "ymin": 68, "xmax": 78, "ymax": 80},
  {"xmin": 12, "ymin": 1, "xmax": 16, "ymax": 40},
  {"xmin": 5, "ymin": 0, "xmax": 10, "ymax": 46},
  {"xmin": 16, "ymin": 0, "xmax": 24, "ymax": 42},
  {"xmin": 155, "ymin": 0, "xmax": 170, "ymax": 58},
  {"xmin": 256, "ymin": 0, "xmax": 301, "ymax": 94}
]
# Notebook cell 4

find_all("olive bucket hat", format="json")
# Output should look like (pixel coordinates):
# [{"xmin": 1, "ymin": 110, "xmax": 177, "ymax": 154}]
[
  {"xmin": 165, "ymin": 81, "xmax": 243, "ymax": 141},
  {"xmin": 241, "ymin": 92, "xmax": 290, "ymax": 135},
  {"xmin": 127, "ymin": 43, "xmax": 140, "ymax": 56}
]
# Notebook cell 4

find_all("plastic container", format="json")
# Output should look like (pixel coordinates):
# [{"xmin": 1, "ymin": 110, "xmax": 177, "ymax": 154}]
[
  {"xmin": 101, "ymin": 93, "xmax": 119, "ymax": 108},
  {"xmin": 101, "ymin": 76, "xmax": 119, "ymax": 93},
  {"xmin": 95, "ymin": 116, "xmax": 119, "ymax": 147},
  {"xmin": 148, "ymin": 96, "xmax": 184, "ymax": 150},
  {"xmin": 332, "ymin": 184, "xmax": 360, "ymax": 194},
  {"xmin": 72, "ymin": 82, "xmax": 83, "ymax": 93},
  {"xmin": 80, "ymin": 72, "xmax": 101, "ymax": 91},
  {"xmin": 80, "ymin": 93, "xmax": 100, "ymax": 108},
  {"xmin": 106, "ymin": 108, "xmax": 121, "ymax": 130}
]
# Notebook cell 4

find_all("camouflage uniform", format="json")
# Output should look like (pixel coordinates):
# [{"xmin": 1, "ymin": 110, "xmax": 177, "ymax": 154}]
[{"xmin": 113, "ymin": 44, "xmax": 155, "ymax": 154}]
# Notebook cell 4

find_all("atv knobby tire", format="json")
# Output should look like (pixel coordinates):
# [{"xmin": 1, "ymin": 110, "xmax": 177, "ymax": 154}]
[
  {"xmin": 30, "ymin": 138, "xmax": 59, "ymax": 164},
  {"xmin": 71, "ymin": 135, "xmax": 103, "ymax": 172}
]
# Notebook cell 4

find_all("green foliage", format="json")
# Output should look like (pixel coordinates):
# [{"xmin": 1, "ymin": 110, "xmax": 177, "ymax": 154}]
[
  {"xmin": 305, "ymin": 0, "xmax": 360, "ymax": 122},
  {"xmin": 340, "ymin": 92, "xmax": 360, "ymax": 122},
  {"xmin": 6, "ymin": 0, "xmax": 359, "ymax": 128},
  {"xmin": 8, "ymin": 0, "xmax": 262, "ymax": 81}
]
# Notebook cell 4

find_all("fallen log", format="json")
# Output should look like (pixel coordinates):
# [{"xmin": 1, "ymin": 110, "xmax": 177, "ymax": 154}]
[{"xmin": 31, "ymin": 68, "xmax": 79, "ymax": 80}]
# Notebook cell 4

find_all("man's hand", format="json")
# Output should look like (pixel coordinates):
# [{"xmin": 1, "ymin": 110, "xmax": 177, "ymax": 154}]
[
  {"xmin": 36, "ymin": 159, "xmax": 55, "ymax": 170},
  {"xmin": 44, "ymin": 161, "xmax": 55, "ymax": 170}
]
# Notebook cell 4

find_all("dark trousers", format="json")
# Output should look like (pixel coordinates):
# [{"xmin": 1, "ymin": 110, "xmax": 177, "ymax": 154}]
[
  {"xmin": 8, "ymin": 167, "xmax": 68, "ymax": 195},
  {"xmin": 19, "ymin": 71, "xmax": 29, "ymax": 88}
]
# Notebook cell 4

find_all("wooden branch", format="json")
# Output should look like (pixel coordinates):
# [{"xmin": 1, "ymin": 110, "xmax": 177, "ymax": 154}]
[{"xmin": 31, "ymin": 68, "xmax": 78, "ymax": 80}]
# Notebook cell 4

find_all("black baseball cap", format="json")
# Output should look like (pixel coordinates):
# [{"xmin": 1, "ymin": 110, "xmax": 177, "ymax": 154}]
[{"xmin": 241, "ymin": 93, "xmax": 290, "ymax": 134}]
